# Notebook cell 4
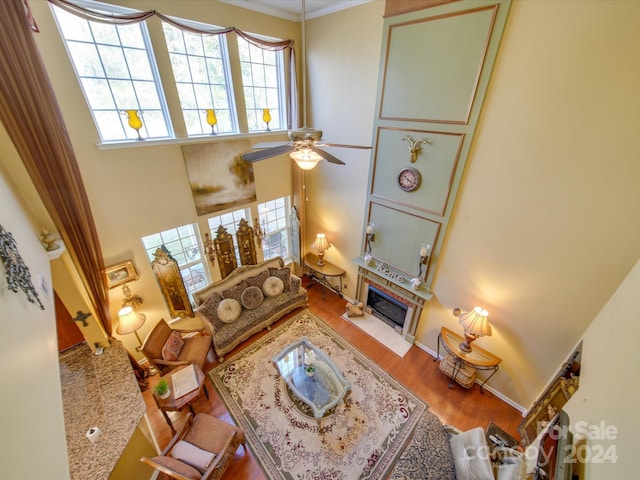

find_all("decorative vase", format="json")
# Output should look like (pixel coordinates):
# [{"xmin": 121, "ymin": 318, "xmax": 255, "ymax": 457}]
[
  {"xmin": 205, "ymin": 109, "xmax": 217, "ymax": 135},
  {"xmin": 124, "ymin": 109, "xmax": 144, "ymax": 141},
  {"xmin": 262, "ymin": 108, "xmax": 271, "ymax": 131}
]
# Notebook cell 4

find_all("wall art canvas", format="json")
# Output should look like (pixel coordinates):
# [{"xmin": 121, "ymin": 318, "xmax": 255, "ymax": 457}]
[{"xmin": 181, "ymin": 140, "xmax": 256, "ymax": 216}]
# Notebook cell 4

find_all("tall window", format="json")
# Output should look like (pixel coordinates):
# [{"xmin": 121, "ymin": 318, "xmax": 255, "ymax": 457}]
[
  {"xmin": 51, "ymin": 4, "xmax": 171, "ymax": 142},
  {"xmin": 51, "ymin": 1, "xmax": 289, "ymax": 142},
  {"xmin": 257, "ymin": 197, "xmax": 290, "ymax": 260},
  {"xmin": 207, "ymin": 208, "xmax": 250, "ymax": 265},
  {"xmin": 238, "ymin": 36, "xmax": 285, "ymax": 132},
  {"xmin": 141, "ymin": 224, "xmax": 207, "ymax": 298},
  {"xmin": 162, "ymin": 22, "xmax": 237, "ymax": 136}
]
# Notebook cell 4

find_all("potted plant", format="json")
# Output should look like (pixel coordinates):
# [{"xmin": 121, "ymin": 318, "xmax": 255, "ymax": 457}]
[
  {"xmin": 154, "ymin": 378, "xmax": 170, "ymax": 399},
  {"xmin": 305, "ymin": 365, "xmax": 316, "ymax": 377}
]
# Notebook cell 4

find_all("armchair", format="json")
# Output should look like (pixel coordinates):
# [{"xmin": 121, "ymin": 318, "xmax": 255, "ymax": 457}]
[
  {"xmin": 141, "ymin": 319, "xmax": 212, "ymax": 376},
  {"xmin": 446, "ymin": 426, "xmax": 525, "ymax": 480},
  {"xmin": 141, "ymin": 412, "xmax": 246, "ymax": 480}
]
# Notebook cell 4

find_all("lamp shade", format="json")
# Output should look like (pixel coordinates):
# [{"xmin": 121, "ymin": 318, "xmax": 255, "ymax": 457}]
[
  {"xmin": 116, "ymin": 306, "xmax": 146, "ymax": 335},
  {"xmin": 458, "ymin": 306, "xmax": 491, "ymax": 337},
  {"xmin": 312, "ymin": 233, "xmax": 331, "ymax": 253},
  {"xmin": 290, "ymin": 148, "xmax": 323, "ymax": 170}
]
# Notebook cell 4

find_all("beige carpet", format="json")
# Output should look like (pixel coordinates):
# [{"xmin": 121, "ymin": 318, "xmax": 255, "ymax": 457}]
[{"xmin": 209, "ymin": 310, "xmax": 427, "ymax": 479}]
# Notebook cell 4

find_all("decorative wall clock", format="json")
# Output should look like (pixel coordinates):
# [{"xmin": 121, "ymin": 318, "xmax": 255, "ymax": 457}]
[
  {"xmin": 0, "ymin": 224, "xmax": 44, "ymax": 309},
  {"xmin": 397, "ymin": 167, "xmax": 421, "ymax": 192}
]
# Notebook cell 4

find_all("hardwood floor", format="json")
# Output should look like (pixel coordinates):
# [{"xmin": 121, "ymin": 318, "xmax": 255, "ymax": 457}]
[{"xmin": 141, "ymin": 277, "xmax": 522, "ymax": 478}]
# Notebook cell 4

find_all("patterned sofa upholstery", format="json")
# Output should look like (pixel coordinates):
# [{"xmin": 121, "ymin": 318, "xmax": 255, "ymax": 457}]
[
  {"xmin": 389, "ymin": 411, "xmax": 525, "ymax": 480},
  {"xmin": 193, "ymin": 257, "xmax": 308, "ymax": 362}
]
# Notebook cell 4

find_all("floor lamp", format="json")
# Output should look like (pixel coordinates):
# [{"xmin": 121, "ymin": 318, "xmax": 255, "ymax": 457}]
[{"xmin": 116, "ymin": 306, "xmax": 146, "ymax": 351}]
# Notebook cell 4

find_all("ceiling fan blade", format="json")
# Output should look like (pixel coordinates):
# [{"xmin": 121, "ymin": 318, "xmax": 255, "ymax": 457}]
[
  {"xmin": 241, "ymin": 144, "xmax": 294, "ymax": 163},
  {"xmin": 316, "ymin": 142, "xmax": 372, "ymax": 150},
  {"xmin": 309, "ymin": 145, "xmax": 345, "ymax": 165},
  {"xmin": 251, "ymin": 141, "xmax": 290, "ymax": 149}
]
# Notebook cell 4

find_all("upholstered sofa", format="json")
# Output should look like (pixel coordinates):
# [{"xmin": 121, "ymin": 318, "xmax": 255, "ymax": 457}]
[
  {"xmin": 193, "ymin": 257, "xmax": 308, "ymax": 362},
  {"xmin": 389, "ymin": 411, "xmax": 525, "ymax": 480}
]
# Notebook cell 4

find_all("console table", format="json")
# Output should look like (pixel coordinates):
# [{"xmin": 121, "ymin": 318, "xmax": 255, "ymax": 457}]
[
  {"xmin": 303, "ymin": 252, "xmax": 345, "ymax": 299},
  {"xmin": 436, "ymin": 326, "xmax": 501, "ymax": 393}
]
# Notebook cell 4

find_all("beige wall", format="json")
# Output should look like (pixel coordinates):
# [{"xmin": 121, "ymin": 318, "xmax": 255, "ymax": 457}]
[
  {"xmin": 2, "ymin": 0, "xmax": 638, "ymax": 476},
  {"xmin": 564, "ymin": 258, "xmax": 639, "ymax": 479},
  {"xmin": 304, "ymin": 1, "xmax": 384, "ymax": 292},
  {"xmin": 26, "ymin": 0, "xmax": 300, "ymax": 360},
  {"xmin": 306, "ymin": 0, "xmax": 640, "ymax": 412},
  {"xmin": 0, "ymin": 167, "xmax": 70, "ymax": 478}
]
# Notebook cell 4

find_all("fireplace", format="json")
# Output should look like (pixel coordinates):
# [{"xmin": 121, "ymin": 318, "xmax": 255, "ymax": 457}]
[{"xmin": 366, "ymin": 285, "xmax": 409, "ymax": 330}]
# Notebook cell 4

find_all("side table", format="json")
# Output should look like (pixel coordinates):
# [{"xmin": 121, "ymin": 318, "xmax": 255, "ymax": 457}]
[
  {"xmin": 153, "ymin": 364, "xmax": 208, "ymax": 433},
  {"xmin": 436, "ymin": 326, "xmax": 501, "ymax": 393},
  {"xmin": 486, "ymin": 422, "xmax": 518, "ymax": 452},
  {"xmin": 303, "ymin": 252, "xmax": 345, "ymax": 299}
]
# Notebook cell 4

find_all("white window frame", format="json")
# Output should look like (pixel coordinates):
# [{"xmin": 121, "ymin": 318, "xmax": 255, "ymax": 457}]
[
  {"xmin": 162, "ymin": 19, "xmax": 239, "ymax": 136},
  {"xmin": 207, "ymin": 208, "xmax": 251, "ymax": 266},
  {"xmin": 50, "ymin": 1, "xmax": 173, "ymax": 142},
  {"xmin": 257, "ymin": 196, "xmax": 291, "ymax": 261},
  {"xmin": 238, "ymin": 35, "xmax": 287, "ymax": 132},
  {"xmin": 50, "ymin": 0, "xmax": 289, "ymax": 144},
  {"xmin": 141, "ymin": 223, "xmax": 208, "ymax": 302}
]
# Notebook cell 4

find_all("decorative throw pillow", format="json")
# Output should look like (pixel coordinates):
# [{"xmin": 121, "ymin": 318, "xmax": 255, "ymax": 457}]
[
  {"xmin": 217, "ymin": 298, "xmax": 242, "ymax": 323},
  {"xmin": 171, "ymin": 440, "xmax": 215, "ymax": 474},
  {"xmin": 241, "ymin": 285, "xmax": 264, "ymax": 310},
  {"xmin": 222, "ymin": 281, "xmax": 246, "ymax": 302},
  {"xmin": 195, "ymin": 292, "xmax": 223, "ymax": 324},
  {"xmin": 161, "ymin": 330, "xmax": 184, "ymax": 361},
  {"xmin": 245, "ymin": 269, "xmax": 270, "ymax": 289},
  {"xmin": 268, "ymin": 267, "xmax": 291, "ymax": 291},
  {"xmin": 263, "ymin": 276, "xmax": 285, "ymax": 297},
  {"xmin": 149, "ymin": 456, "xmax": 201, "ymax": 480}
]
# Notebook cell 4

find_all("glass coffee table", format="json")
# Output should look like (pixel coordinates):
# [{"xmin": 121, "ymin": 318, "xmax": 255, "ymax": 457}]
[{"xmin": 272, "ymin": 337, "xmax": 351, "ymax": 426}]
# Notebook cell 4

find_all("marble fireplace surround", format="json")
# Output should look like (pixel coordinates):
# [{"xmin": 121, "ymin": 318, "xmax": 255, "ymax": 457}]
[{"xmin": 353, "ymin": 256, "xmax": 433, "ymax": 345}]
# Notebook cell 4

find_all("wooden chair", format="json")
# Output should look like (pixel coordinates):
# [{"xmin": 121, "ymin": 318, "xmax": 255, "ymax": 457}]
[
  {"xmin": 141, "ymin": 412, "xmax": 246, "ymax": 480},
  {"xmin": 140, "ymin": 319, "xmax": 212, "ymax": 376}
]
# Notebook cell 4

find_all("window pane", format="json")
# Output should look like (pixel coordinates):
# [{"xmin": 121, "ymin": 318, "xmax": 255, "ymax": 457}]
[
  {"xmin": 237, "ymin": 35, "xmax": 286, "ymax": 132},
  {"xmin": 257, "ymin": 196, "xmax": 291, "ymax": 260},
  {"xmin": 162, "ymin": 22, "xmax": 237, "ymax": 136},
  {"xmin": 141, "ymin": 223, "xmax": 208, "ymax": 304},
  {"xmin": 207, "ymin": 208, "xmax": 250, "ymax": 265},
  {"xmin": 51, "ymin": 5, "xmax": 171, "ymax": 142}
]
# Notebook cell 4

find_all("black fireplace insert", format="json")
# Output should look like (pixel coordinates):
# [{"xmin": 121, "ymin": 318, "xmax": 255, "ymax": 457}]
[{"xmin": 366, "ymin": 285, "xmax": 408, "ymax": 329}]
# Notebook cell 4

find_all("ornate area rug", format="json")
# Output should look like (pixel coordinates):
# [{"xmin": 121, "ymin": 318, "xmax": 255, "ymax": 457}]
[{"xmin": 209, "ymin": 310, "xmax": 427, "ymax": 479}]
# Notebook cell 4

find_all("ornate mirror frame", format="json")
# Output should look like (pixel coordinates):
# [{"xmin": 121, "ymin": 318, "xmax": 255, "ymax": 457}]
[
  {"xmin": 151, "ymin": 246, "xmax": 194, "ymax": 318},
  {"xmin": 214, "ymin": 225, "xmax": 237, "ymax": 279},
  {"xmin": 236, "ymin": 218, "xmax": 257, "ymax": 266}
]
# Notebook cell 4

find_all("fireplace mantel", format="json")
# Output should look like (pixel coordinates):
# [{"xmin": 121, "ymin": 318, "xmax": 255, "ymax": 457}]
[{"xmin": 353, "ymin": 256, "xmax": 433, "ymax": 344}]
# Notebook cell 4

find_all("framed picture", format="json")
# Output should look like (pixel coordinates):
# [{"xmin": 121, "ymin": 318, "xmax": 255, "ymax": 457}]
[
  {"xmin": 518, "ymin": 377, "xmax": 572, "ymax": 446},
  {"xmin": 517, "ymin": 343, "xmax": 581, "ymax": 446},
  {"xmin": 105, "ymin": 260, "xmax": 139, "ymax": 289}
]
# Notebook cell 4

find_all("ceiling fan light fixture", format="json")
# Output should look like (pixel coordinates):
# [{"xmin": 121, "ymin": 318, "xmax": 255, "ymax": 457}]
[{"xmin": 290, "ymin": 148, "xmax": 323, "ymax": 170}]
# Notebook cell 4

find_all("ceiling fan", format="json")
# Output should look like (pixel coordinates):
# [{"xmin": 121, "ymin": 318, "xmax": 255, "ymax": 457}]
[{"xmin": 240, "ymin": 0, "xmax": 371, "ymax": 170}]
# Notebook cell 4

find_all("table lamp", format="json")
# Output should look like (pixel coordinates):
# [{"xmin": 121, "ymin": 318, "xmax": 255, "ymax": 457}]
[
  {"xmin": 454, "ymin": 306, "xmax": 491, "ymax": 353},
  {"xmin": 312, "ymin": 233, "xmax": 331, "ymax": 266},
  {"xmin": 117, "ymin": 306, "xmax": 146, "ymax": 350}
]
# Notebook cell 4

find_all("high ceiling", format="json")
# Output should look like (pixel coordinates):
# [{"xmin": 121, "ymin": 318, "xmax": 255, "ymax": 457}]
[{"xmin": 217, "ymin": 0, "xmax": 373, "ymax": 21}]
